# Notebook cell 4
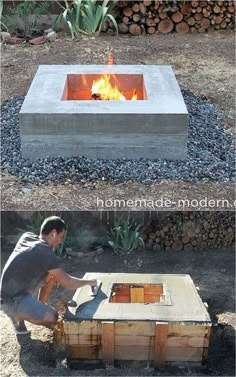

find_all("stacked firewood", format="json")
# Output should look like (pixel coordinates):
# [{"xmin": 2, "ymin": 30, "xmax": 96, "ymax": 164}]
[
  {"xmin": 143, "ymin": 211, "xmax": 235, "ymax": 252},
  {"xmin": 115, "ymin": 0, "xmax": 235, "ymax": 35}
]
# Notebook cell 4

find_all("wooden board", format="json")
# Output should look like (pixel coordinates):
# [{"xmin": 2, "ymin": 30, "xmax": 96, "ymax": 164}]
[
  {"xmin": 115, "ymin": 335, "xmax": 155, "ymax": 347},
  {"xmin": 130, "ymin": 287, "xmax": 144, "ymax": 303},
  {"xmin": 115, "ymin": 321, "xmax": 155, "ymax": 336},
  {"xmin": 168, "ymin": 324, "xmax": 208, "ymax": 337},
  {"xmin": 66, "ymin": 334, "xmax": 100, "ymax": 345},
  {"xmin": 167, "ymin": 336, "xmax": 205, "ymax": 347},
  {"xmin": 102, "ymin": 321, "xmax": 114, "ymax": 365},
  {"xmin": 67, "ymin": 345, "xmax": 100, "ymax": 359},
  {"xmin": 115, "ymin": 345, "xmax": 154, "ymax": 360},
  {"xmin": 154, "ymin": 322, "xmax": 169, "ymax": 367},
  {"xmin": 165, "ymin": 346, "xmax": 204, "ymax": 362}
]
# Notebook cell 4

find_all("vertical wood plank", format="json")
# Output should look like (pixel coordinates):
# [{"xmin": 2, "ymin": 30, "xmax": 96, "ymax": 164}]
[
  {"xmin": 130, "ymin": 287, "xmax": 144, "ymax": 303},
  {"xmin": 154, "ymin": 322, "xmax": 169, "ymax": 367},
  {"xmin": 202, "ymin": 326, "xmax": 211, "ymax": 365},
  {"xmin": 102, "ymin": 321, "xmax": 114, "ymax": 366}
]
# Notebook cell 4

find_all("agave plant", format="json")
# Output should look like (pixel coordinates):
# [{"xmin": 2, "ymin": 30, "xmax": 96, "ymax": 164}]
[
  {"xmin": 0, "ymin": 1, "xmax": 9, "ymax": 31},
  {"xmin": 108, "ymin": 216, "xmax": 145, "ymax": 256},
  {"xmin": 1, "ymin": 0, "xmax": 49, "ymax": 37},
  {"xmin": 54, "ymin": 0, "xmax": 118, "ymax": 38}
]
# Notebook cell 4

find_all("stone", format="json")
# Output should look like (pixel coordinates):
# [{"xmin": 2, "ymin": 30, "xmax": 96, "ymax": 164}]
[
  {"xmin": 5, "ymin": 36, "xmax": 23, "ymax": 44},
  {"xmin": 0, "ymin": 31, "xmax": 11, "ymax": 39},
  {"xmin": 46, "ymin": 31, "xmax": 57, "ymax": 42},
  {"xmin": 44, "ymin": 27, "xmax": 54, "ymax": 34},
  {"xmin": 29, "ymin": 35, "xmax": 47, "ymax": 45},
  {"xmin": 203, "ymin": 220, "xmax": 211, "ymax": 230}
]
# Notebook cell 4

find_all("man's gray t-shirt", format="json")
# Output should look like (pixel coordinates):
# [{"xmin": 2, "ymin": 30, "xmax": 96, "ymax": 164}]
[{"xmin": 0, "ymin": 232, "xmax": 60, "ymax": 299}]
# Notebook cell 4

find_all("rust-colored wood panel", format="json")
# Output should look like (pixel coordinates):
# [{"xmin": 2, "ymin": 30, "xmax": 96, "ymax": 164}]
[
  {"xmin": 102, "ymin": 321, "xmax": 114, "ymax": 366},
  {"xmin": 154, "ymin": 322, "xmax": 169, "ymax": 367},
  {"xmin": 143, "ymin": 294, "xmax": 161, "ymax": 303},
  {"xmin": 130, "ymin": 287, "xmax": 144, "ymax": 303},
  {"xmin": 67, "ymin": 345, "xmax": 99, "ymax": 360},
  {"xmin": 202, "ymin": 327, "xmax": 211, "ymax": 365}
]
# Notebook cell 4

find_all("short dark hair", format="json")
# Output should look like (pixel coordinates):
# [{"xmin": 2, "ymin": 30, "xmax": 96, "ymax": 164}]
[{"xmin": 40, "ymin": 216, "xmax": 67, "ymax": 235}]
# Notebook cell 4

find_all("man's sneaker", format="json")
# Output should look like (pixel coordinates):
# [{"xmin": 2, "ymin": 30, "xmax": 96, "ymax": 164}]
[{"xmin": 10, "ymin": 318, "xmax": 31, "ymax": 335}]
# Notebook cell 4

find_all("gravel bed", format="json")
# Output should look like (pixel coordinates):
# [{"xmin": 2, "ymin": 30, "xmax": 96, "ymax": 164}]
[{"xmin": 1, "ymin": 91, "xmax": 235, "ymax": 185}]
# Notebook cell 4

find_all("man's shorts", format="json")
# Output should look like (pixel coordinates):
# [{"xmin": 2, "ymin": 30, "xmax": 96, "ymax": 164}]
[{"xmin": 1, "ymin": 294, "xmax": 54, "ymax": 321}]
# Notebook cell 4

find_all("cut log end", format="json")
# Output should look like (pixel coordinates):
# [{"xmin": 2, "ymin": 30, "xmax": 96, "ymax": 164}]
[
  {"xmin": 129, "ymin": 24, "xmax": 142, "ymax": 36},
  {"xmin": 175, "ymin": 21, "xmax": 190, "ymax": 34},
  {"xmin": 158, "ymin": 19, "xmax": 174, "ymax": 34}
]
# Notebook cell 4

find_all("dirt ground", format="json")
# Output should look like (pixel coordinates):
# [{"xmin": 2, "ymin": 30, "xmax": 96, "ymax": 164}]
[
  {"xmin": 1, "ymin": 30, "xmax": 235, "ymax": 210},
  {"xmin": 0, "ymin": 240, "xmax": 235, "ymax": 377}
]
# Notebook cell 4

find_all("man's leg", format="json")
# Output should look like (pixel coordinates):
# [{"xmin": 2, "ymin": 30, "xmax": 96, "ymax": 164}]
[
  {"xmin": 38, "ymin": 273, "xmax": 57, "ymax": 304},
  {"xmin": 11, "ymin": 294, "xmax": 58, "ymax": 334}
]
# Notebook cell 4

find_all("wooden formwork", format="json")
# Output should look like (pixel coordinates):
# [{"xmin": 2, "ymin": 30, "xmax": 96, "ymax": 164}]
[{"xmin": 62, "ymin": 273, "xmax": 211, "ymax": 367}]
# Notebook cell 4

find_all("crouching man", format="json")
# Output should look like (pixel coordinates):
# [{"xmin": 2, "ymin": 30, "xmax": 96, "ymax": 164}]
[{"xmin": 0, "ymin": 216, "xmax": 97, "ymax": 335}]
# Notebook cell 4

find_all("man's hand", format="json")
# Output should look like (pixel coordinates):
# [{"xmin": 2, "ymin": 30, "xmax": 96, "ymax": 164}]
[{"xmin": 88, "ymin": 279, "xmax": 97, "ymax": 288}]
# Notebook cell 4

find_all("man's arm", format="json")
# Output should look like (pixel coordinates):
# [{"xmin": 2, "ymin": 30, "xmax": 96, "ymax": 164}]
[{"xmin": 48, "ymin": 268, "xmax": 97, "ymax": 290}]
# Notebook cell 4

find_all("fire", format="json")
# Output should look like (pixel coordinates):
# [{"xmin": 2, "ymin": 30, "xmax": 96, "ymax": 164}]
[{"xmin": 91, "ymin": 52, "xmax": 137, "ymax": 101}]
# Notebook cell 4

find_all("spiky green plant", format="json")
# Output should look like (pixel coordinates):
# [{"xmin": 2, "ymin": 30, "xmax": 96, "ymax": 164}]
[
  {"xmin": 0, "ymin": 1, "xmax": 9, "ymax": 31},
  {"xmin": 54, "ymin": 0, "xmax": 118, "ymax": 38},
  {"xmin": 107, "ymin": 216, "xmax": 145, "ymax": 256},
  {"xmin": 1, "ymin": 0, "xmax": 49, "ymax": 37}
]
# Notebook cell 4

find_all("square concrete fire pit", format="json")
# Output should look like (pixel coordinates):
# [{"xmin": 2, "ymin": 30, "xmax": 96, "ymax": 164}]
[
  {"xmin": 20, "ymin": 65, "xmax": 188, "ymax": 160},
  {"xmin": 62, "ymin": 273, "xmax": 211, "ymax": 367}
]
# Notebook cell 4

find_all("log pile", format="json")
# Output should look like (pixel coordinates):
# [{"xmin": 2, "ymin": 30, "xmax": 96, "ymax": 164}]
[
  {"xmin": 115, "ymin": 0, "xmax": 235, "ymax": 35},
  {"xmin": 143, "ymin": 211, "xmax": 235, "ymax": 251}
]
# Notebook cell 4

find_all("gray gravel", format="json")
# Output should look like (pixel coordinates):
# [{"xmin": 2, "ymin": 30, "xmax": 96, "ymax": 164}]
[{"xmin": 1, "ymin": 91, "xmax": 235, "ymax": 185}]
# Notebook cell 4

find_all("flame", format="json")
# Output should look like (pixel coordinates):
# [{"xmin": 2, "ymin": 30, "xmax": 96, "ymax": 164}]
[{"xmin": 90, "ymin": 52, "xmax": 137, "ymax": 100}]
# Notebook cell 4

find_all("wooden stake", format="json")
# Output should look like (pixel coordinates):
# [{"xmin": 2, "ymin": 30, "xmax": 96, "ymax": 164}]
[
  {"xmin": 154, "ymin": 322, "xmax": 169, "ymax": 367},
  {"xmin": 102, "ymin": 321, "xmax": 114, "ymax": 366}
]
